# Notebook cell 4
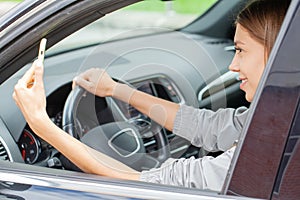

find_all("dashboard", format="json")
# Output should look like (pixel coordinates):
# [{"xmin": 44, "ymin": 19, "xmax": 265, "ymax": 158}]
[{"xmin": 0, "ymin": 31, "xmax": 248, "ymax": 169}]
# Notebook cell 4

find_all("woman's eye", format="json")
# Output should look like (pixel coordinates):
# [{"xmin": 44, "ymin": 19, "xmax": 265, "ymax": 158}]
[{"xmin": 234, "ymin": 47, "xmax": 242, "ymax": 53}]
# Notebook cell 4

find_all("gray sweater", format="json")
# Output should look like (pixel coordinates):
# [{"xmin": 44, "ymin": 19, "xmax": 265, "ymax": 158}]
[{"xmin": 140, "ymin": 104, "xmax": 248, "ymax": 191}]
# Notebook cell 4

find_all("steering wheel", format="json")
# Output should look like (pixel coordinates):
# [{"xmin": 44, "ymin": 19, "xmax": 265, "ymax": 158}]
[{"xmin": 62, "ymin": 85, "xmax": 170, "ymax": 171}]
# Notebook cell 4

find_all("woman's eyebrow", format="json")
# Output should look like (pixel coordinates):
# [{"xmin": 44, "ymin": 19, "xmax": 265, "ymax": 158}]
[{"xmin": 234, "ymin": 40, "xmax": 245, "ymax": 46}]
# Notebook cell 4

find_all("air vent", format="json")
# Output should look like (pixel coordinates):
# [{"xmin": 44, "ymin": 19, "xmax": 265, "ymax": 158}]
[
  {"xmin": 0, "ymin": 139, "xmax": 10, "ymax": 161},
  {"xmin": 205, "ymin": 39, "xmax": 231, "ymax": 45}
]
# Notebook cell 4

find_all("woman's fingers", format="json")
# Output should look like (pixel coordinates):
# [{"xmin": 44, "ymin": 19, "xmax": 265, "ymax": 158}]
[
  {"xmin": 19, "ymin": 63, "xmax": 36, "ymax": 88},
  {"xmin": 73, "ymin": 76, "xmax": 93, "ymax": 92},
  {"xmin": 72, "ymin": 68, "xmax": 116, "ymax": 97},
  {"xmin": 12, "ymin": 91, "xmax": 20, "ymax": 107},
  {"xmin": 15, "ymin": 60, "xmax": 42, "ymax": 89},
  {"xmin": 73, "ymin": 68, "xmax": 103, "ymax": 92},
  {"xmin": 13, "ymin": 60, "xmax": 44, "ymax": 105},
  {"xmin": 72, "ymin": 69, "xmax": 93, "ymax": 89}
]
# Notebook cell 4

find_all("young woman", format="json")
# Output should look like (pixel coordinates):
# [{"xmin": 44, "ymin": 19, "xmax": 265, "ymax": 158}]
[{"xmin": 13, "ymin": 0, "xmax": 290, "ymax": 192}]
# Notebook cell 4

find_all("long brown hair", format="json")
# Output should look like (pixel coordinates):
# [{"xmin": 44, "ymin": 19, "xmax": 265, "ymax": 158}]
[{"xmin": 236, "ymin": 0, "xmax": 291, "ymax": 61}]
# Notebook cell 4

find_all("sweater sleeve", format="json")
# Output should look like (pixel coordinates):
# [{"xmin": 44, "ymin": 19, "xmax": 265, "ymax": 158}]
[
  {"xmin": 140, "ymin": 146, "xmax": 236, "ymax": 191},
  {"xmin": 172, "ymin": 105, "xmax": 248, "ymax": 151}
]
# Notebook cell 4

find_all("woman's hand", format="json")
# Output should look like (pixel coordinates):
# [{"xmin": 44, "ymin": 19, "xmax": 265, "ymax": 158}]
[
  {"xmin": 13, "ymin": 64, "xmax": 139, "ymax": 179},
  {"xmin": 73, "ymin": 68, "xmax": 118, "ymax": 97},
  {"xmin": 13, "ymin": 60, "xmax": 48, "ymax": 125}
]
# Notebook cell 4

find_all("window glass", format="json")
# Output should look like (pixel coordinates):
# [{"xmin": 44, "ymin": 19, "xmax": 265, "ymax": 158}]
[
  {"xmin": 0, "ymin": 1, "xmax": 20, "ymax": 16},
  {"xmin": 49, "ymin": 0, "xmax": 218, "ymax": 54}
]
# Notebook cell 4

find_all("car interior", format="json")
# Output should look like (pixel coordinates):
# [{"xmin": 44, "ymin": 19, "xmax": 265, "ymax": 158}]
[{"xmin": 0, "ymin": 0, "xmax": 250, "ymax": 179}]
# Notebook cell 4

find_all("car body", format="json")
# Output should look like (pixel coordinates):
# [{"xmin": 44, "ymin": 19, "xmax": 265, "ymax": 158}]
[{"xmin": 0, "ymin": 0, "xmax": 299, "ymax": 199}]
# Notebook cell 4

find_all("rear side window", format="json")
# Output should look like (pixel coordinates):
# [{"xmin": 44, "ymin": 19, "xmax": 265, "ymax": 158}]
[{"xmin": 272, "ymin": 101, "xmax": 300, "ymax": 199}]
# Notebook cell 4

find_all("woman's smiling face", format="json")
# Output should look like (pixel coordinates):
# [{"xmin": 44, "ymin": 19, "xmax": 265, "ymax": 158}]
[{"xmin": 229, "ymin": 23, "xmax": 266, "ymax": 102}]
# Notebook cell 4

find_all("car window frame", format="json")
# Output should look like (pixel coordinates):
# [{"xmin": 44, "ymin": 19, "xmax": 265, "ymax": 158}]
[{"xmin": 0, "ymin": 160, "xmax": 252, "ymax": 200}]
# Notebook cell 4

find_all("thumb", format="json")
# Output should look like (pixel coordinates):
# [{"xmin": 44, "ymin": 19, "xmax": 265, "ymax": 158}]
[{"xmin": 33, "ymin": 60, "xmax": 44, "ymax": 88}]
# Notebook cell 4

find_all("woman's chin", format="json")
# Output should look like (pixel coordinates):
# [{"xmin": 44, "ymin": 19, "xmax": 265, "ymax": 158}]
[{"xmin": 245, "ymin": 93, "xmax": 253, "ymax": 103}]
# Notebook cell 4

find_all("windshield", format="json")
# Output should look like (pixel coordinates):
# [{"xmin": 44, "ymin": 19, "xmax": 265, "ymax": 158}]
[
  {"xmin": 48, "ymin": 0, "xmax": 218, "ymax": 54},
  {"xmin": 0, "ymin": 1, "xmax": 19, "ymax": 16}
]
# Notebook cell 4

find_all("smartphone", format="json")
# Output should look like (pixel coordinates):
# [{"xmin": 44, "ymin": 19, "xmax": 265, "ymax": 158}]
[
  {"xmin": 38, "ymin": 38, "xmax": 47, "ymax": 64},
  {"xmin": 27, "ymin": 38, "xmax": 47, "ymax": 88}
]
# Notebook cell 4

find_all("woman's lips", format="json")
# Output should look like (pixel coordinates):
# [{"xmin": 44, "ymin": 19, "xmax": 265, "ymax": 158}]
[{"xmin": 239, "ymin": 78, "xmax": 248, "ymax": 90}]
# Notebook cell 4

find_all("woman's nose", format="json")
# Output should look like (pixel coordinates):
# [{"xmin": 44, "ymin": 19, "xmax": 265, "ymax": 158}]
[
  {"xmin": 229, "ymin": 64, "xmax": 239, "ymax": 72},
  {"xmin": 228, "ymin": 55, "xmax": 240, "ymax": 72}
]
